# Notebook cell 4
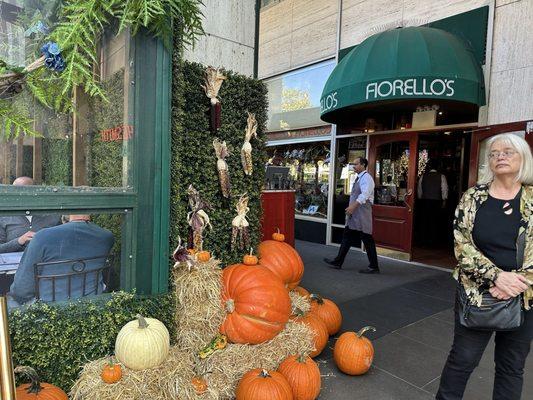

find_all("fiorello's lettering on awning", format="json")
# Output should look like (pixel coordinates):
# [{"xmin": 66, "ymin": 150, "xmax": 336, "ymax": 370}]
[
  {"xmin": 320, "ymin": 91, "xmax": 338, "ymax": 113},
  {"xmin": 365, "ymin": 78, "xmax": 455, "ymax": 100}
]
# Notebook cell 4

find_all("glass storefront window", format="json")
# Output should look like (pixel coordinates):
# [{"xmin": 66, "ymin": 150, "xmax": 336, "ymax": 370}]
[
  {"xmin": 332, "ymin": 136, "xmax": 367, "ymax": 225},
  {"xmin": 374, "ymin": 141, "xmax": 410, "ymax": 206},
  {"xmin": 0, "ymin": 2, "xmax": 134, "ymax": 189},
  {"xmin": 264, "ymin": 60, "xmax": 335, "ymax": 132},
  {"xmin": 0, "ymin": 211, "xmax": 126, "ymax": 306},
  {"xmin": 266, "ymin": 141, "xmax": 330, "ymax": 218}
]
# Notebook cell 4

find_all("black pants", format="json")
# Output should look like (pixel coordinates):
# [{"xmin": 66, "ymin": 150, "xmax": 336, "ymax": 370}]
[
  {"xmin": 436, "ymin": 298, "xmax": 533, "ymax": 400},
  {"xmin": 334, "ymin": 226, "xmax": 379, "ymax": 269}
]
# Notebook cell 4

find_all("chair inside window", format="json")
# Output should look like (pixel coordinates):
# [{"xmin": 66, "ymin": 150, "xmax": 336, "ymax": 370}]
[{"xmin": 33, "ymin": 255, "xmax": 114, "ymax": 302}]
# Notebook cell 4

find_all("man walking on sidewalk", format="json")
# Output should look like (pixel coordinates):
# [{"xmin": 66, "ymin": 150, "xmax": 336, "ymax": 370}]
[{"xmin": 324, "ymin": 157, "xmax": 379, "ymax": 273}]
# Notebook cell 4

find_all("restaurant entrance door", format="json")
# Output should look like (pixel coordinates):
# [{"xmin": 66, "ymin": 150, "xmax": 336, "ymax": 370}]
[{"xmin": 368, "ymin": 132, "xmax": 418, "ymax": 258}]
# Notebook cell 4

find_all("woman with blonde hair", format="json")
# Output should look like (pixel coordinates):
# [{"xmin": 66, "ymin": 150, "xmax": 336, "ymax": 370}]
[{"xmin": 437, "ymin": 133, "xmax": 533, "ymax": 399}]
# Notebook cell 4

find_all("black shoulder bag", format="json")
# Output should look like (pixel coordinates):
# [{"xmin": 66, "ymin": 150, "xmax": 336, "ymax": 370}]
[{"xmin": 458, "ymin": 231, "xmax": 526, "ymax": 331}]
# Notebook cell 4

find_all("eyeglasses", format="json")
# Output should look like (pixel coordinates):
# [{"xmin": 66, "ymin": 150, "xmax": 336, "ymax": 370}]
[{"xmin": 488, "ymin": 150, "xmax": 517, "ymax": 159}]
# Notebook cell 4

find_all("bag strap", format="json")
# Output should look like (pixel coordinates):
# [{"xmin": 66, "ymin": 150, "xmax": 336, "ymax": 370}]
[{"xmin": 516, "ymin": 231, "xmax": 526, "ymax": 269}]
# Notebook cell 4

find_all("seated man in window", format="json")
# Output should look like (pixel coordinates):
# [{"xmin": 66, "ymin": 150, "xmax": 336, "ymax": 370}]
[
  {"xmin": 7, "ymin": 215, "xmax": 114, "ymax": 306},
  {"xmin": 0, "ymin": 177, "xmax": 61, "ymax": 254}
]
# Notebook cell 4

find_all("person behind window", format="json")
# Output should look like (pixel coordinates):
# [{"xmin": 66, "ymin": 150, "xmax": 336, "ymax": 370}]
[
  {"xmin": 417, "ymin": 160, "xmax": 448, "ymax": 246},
  {"xmin": 7, "ymin": 214, "xmax": 114, "ymax": 307},
  {"xmin": 0, "ymin": 177, "xmax": 61, "ymax": 254},
  {"xmin": 436, "ymin": 133, "xmax": 533, "ymax": 400}
]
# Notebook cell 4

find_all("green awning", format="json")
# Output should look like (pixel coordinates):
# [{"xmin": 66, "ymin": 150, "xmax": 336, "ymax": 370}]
[{"xmin": 320, "ymin": 27, "xmax": 486, "ymax": 123}]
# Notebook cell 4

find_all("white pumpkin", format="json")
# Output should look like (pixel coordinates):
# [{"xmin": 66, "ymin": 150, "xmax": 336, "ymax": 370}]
[{"xmin": 115, "ymin": 314, "xmax": 170, "ymax": 370}]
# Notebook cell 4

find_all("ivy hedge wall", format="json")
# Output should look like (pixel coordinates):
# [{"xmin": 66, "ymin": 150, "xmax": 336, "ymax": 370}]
[{"xmin": 171, "ymin": 59, "xmax": 268, "ymax": 265}]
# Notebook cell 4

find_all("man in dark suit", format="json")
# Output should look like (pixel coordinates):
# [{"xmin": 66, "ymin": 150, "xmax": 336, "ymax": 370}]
[
  {"xmin": 8, "ymin": 214, "xmax": 114, "ymax": 306},
  {"xmin": 0, "ymin": 177, "xmax": 61, "ymax": 254}
]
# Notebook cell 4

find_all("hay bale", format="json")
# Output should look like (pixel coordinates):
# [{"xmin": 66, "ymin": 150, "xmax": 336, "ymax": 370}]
[
  {"xmin": 70, "ymin": 348, "xmax": 194, "ymax": 400},
  {"xmin": 173, "ymin": 258, "xmax": 225, "ymax": 353},
  {"xmin": 290, "ymin": 290, "xmax": 311, "ymax": 314}
]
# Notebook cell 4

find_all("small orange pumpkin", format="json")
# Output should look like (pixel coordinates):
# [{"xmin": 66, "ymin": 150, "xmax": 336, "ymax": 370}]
[
  {"xmin": 101, "ymin": 358, "xmax": 122, "ymax": 384},
  {"xmin": 243, "ymin": 248, "xmax": 259, "ymax": 266},
  {"xmin": 278, "ymin": 354, "xmax": 321, "ymax": 400},
  {"xmin": 15, "ymin": 366, "xmax": 68, "ymax": 400},
  {"xmin": 292, "ymin": 308, "xmax": 328, "ymax": 358},
  {"xmin": 236, "ymin": 369, "xmax": 293, "ymax": 400},
  {"xmin": 309, "ymin": 294, "xmax": 342, "ymax": 336},
  {"xmin": 192, "ymin": 376, "xmax": 208, "ymax": 395},
  {"xmin": 272, "ymin": 228, "xmax": 285, "ymax": 242},
  {"xmin": 197, "ymin": 250, "xmax": 211, "ymax": 262},
  {"xmin": 293, "ymin": 286, "xmax": 310, "ymax": 298},
  {"xmin": 333, "ymin": 326, "xmax": 376, "ymax": 375}
]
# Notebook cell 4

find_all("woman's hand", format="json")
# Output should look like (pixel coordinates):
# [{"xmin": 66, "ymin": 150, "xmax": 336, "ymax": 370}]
[
  {"xmin": 489, "ymin": 286, "xmax": 511, "ymax": 300},
  {"xmin": 494, "ymin": 271, "xmax": 530, "ymax": 298}
]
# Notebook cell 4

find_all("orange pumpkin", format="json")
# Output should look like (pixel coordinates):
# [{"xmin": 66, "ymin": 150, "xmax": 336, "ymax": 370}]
[
  {"xmin": 101, "ymin": 358, "xmax": 122, "ymax": 384},
  {"xmin": 258, "ymin": 240, "xmax": 304, "ymax": 290},
  {"xmin": 333, "ymin": 326, "xmax": 376, "ymax": 375},
  {"xmin": 293, "ymin": 286, "xmax": 310, "ymax": 298},
  {"xmin": 309, "ymin": 294, "xmax": 342, "ymax": 336},
  {"xmin": 236, "ymin": 369, "xmax": 293, "ymax": 400},
  {"xmin": 243, "ymin": 248, "xmax": 259, "ymax": 266},
  {"xmin": 192, "ymin": 376, "xmax": 208, "ymax": 395},
  {"xmin": 15, "ymin": 366, "xmax": 68, "ymax": 400},
  {"xmin": 278, "ymin": 355, "xmax": 321, "ymax": 400},
  {"xmin": 292, "ymin": 309, "xmax": 328, "ymax": 358},
  {"xmin": 272, "ymin": 228, "xmax": 285, "ymax": 242},
  {"xmin": 197, "ymin": 251, "xmax": 211, "ymax": 262},
  {"xmin": 220, "ymin": 264, "xmax": 291, "ymax": 344}
]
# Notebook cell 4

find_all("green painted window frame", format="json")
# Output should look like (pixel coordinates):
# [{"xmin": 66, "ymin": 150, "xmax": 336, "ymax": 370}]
[{"xmin": 0, "ymin": 30, "xmax": 172, "ymax": 295}]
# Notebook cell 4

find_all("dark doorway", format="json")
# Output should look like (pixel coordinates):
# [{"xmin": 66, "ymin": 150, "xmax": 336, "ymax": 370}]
[{"xmin": 412, "ymin": 130, "xmax": 471, "ymax": 268}]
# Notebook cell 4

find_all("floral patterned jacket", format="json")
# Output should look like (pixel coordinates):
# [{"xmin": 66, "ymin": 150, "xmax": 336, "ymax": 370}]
[{"xmin": 453, "ymin": 184, "xmax": 533, "ymax": 309}]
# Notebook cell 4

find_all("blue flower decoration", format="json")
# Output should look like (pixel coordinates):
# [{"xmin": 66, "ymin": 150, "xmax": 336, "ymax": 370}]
[
  {"xmin": 24, "ymin": 20, "xmax": 49, "ymax": 37},
  {"xmin": 41, "ymin": 41, "xmax": 65, "ymax": 72}
]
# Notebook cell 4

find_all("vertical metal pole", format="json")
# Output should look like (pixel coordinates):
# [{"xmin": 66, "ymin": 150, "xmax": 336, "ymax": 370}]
[{"xmin": 0, "ymin": 296, "xmax": 16, "ymax": 400}]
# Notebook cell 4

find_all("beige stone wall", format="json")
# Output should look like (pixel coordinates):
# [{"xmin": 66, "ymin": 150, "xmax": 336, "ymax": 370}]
[
  {"xmin": 487, "ymin": 0, "xmax": 533, "ymax": 124},
  {"xmin": 183, "ymin": 0, "xmax": 256, "ymax": 76},
  {"xmin": 259, "ymin": 0, "xmax": 532, "ymax": 124},
  {"xmin": 258, "ymin": 0, "xmax": 338, "ymax": 78}
]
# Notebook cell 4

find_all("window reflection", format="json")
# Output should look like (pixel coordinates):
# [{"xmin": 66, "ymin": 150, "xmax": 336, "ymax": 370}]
[
  {"xmin": 374, "ymin": 142, "xmax": 410, "ymax": 206},
  {"xmin": 266, "ymin": 141, "xmax": 330, "ymax": 218},
  {"xmin": 0, "ymin": 2, "xmax": 133, "ymax": 189},
  {"xmin": 0, "ymin": 211, "xmax": 124, "ymax": 306},
  {"xmin": 265, "ymin": 60, "xmax": 335, "ymax": 131}
]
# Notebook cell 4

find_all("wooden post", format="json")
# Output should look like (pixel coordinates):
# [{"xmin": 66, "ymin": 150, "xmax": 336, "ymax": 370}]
[
  {"xmin": 72, "ymin": 87, "xmax": 88, "ymax": 186},
  {"xmin": 15, "ymin": 136, "xmax": 23, "ymax": 178},
  {"xmin": 32, "ymin": 136, "xmax": 42, "ymax": 185}
]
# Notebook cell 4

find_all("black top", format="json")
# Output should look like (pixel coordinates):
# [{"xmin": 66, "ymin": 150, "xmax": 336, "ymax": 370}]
[{"xmin": 473, "ymin": 189, "xmax": 522, "ymax": 271}]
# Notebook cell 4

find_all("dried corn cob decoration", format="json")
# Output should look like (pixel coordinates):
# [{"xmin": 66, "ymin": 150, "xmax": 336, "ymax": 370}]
[
  {"xmin": 231, "ymin": 193, "xmax": 251, "ymax": 250},
  {"xmin": 202, "ymin": 67, "xmax": 226, "ymax": 133},
  {"xmin": 213, "ymin": 138, "xmax": 231, "ymax": 198},
  {"xmin": 241, "ymin": 112, "xmax": 258, "ymax": 176},
  {"xmin": 187, "ymin": 185, "xmax": 212, "ymax": 252}
]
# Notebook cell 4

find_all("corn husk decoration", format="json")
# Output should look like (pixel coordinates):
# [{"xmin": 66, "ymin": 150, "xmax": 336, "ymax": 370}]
[
  {"xmin": 172, "ymin": 236, "xmax": 195, "ymax": 271},
  {"xmin": 187, "ymin": 185, "xmax": 212, "ymax": 252},
  {"xmin": 213, "ymin": 139, "xmax": 231, "ymax": 198},
  {"xmin": 241, "ymin": 112, "xmax": 258, "ymax": 176},
  {"xmin": 202, "ymin": 66, "xmax": 226, "ymax": 133},
  {"xmin": 231, "ymin": 194, "xmax": 250, "ymax": 250}
]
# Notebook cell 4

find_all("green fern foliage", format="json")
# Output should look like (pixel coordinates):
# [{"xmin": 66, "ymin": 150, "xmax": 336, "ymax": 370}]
[{"xmin": 0, "ymin": 99, "xmax": 40, "ymax": 138}]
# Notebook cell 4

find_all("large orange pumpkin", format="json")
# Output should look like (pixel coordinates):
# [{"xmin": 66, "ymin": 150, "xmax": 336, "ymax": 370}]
[
  {"xmin": 258, "ymin": 240, "xmax": 304, "ymax": 290},
  {"xmin": 309, "ymin": 294, "xmax": 342, "ymax": 336},
  {"xmin": 292, "ymin": 286, "xmax": 310, "ymax": 298},
  {"xmin": 292, "ymin": 309, "xmax": 328, "ymax": 358},
  {"xmin": 221, "ymin": 264, "xmax": 291, "ymax": 344},
  {"xmin": 333, "ymin": 326, "xmax": 376, "ymax": 375},
  {"xmin": 15, "ymin": 366, "xmax": 68, "ymax": 400},
  {"xmin": 278, "ymin": 355, "xmax": 321, "ymax": 400},
  {"xmin": 236, "ymin": 369, "xmax": 293, "ymax": 400}
]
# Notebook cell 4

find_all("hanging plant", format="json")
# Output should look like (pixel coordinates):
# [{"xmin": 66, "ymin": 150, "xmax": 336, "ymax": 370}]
[
  {"xmin": 213, "ymin": 138, "xmax": 231, "ymax": 198},
  {"xmin": 241, "ymin": 111, "xmax": 258, "ymax": 176},
  {"xmin": 0, "ymin": 0, "xmax": 205, "ymax": 138},
  {"xmin": 231, "ymin": 193, "xmax": 251, "ymax": 251}
]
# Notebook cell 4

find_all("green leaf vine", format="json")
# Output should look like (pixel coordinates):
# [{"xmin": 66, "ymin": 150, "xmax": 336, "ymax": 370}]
[{"xmin": 0, "ymin": 0, "xmax": 204, "ymax": 138}]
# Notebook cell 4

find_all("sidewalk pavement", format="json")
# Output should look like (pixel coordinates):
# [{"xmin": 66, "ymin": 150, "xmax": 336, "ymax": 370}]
[{"xmin": 295, "ymin": 240, "xmax": 533, "ymax": 400}]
